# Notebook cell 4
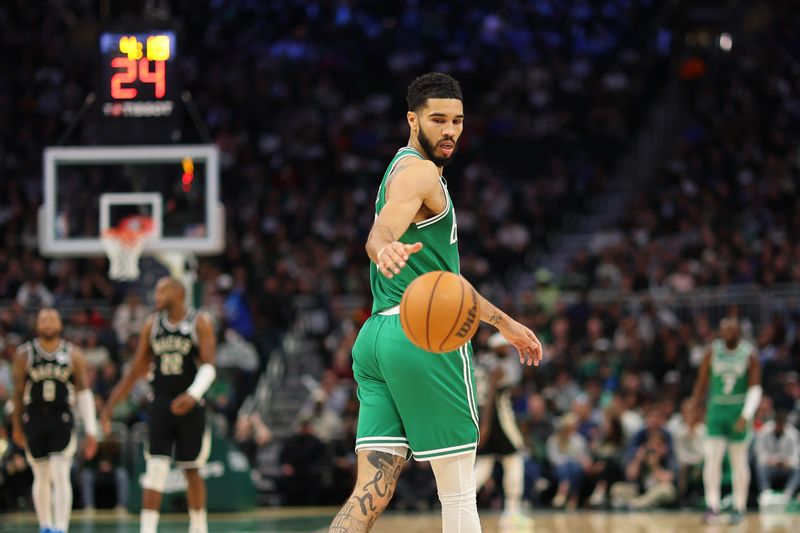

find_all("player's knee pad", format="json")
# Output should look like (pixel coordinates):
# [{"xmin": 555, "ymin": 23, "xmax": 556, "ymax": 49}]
[{"xmin": 142, "ymin": 457, "xmax": 171, "ymax": 493}]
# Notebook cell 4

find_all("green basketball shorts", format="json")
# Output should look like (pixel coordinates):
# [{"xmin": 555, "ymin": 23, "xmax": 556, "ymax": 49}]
[
  {"xmin": 706, "ymin": 402, "xmax": 748, "ymax": 442},
  {"xmin": 352, "ymin": 310, "xmax": 480, "ymax": 461}
]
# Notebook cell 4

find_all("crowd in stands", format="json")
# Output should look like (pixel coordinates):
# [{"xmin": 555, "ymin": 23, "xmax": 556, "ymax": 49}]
[
  {"xmin": 564, "ymin": 11, "xmax": 800, "ymax": 294},
  {"xmin": 1, "ymin": 0, "xmax": 800, "ymax": 515}
]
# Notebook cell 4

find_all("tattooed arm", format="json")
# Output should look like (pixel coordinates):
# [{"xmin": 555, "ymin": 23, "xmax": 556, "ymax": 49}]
[{"xmin": 462, "ymin": 278, "xmax": 543, "ymax": 367}]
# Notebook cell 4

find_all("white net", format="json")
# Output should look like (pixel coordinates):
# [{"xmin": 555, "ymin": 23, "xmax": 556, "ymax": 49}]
[{"xmin": 101, "ymin": 219, "xmax": 154, "ymax": 280}]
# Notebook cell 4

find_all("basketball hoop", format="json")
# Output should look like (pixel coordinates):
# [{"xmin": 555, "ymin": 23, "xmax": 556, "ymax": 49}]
[{"xmin": 101, "ymin": 215, "xmax": 155, "ymax": 281}]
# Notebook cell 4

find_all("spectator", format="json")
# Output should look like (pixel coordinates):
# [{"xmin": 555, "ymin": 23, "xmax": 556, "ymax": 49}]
[
  {"xmin": 111, "ymin": 292, "xmax": 148, "ymax": 347},
  {"xmin": 279, "ymin": 417, "xmax": 326, "ymax": 506},
  {"xmin": 667, "ymin": 398, "xmax": 706, "ymax": 505},
  {"xmin": 586, "ymin": 408, "xmax": 626, "ymax": 508},
  {"xmin": 612, "ymin": 431, "xmax": 677, "ymax": 510},
  {"xmin": 546, "ymin": 414, "xmax": 589, "ymax": 509},
  {"xmin": 521, "ymin": 393, "xmax": 554, "ymax": 503},
  {"xmin": 329, "ymin": 415, "xmax": 358, "ymax": 504},
  {"xmin": 15, "ymin": 276, "xmax": 54, "ymax": 308},
  {"xmin": 626, "ymin": 403, "xmax": 673, "ymax": 462},
  {"xmin": 755, "ymin": 408, "xmax": 800, "ymax": 504},
  {"xmin": 217, "ymin": 273, "xmax": 254, "ymax": 340},
  {"xmin": 392, "ymin": 461, "xmax": 437, "ymax": 512},
  {"xmin": 233, "ymin": 408, "xmax": 273, "ymax": 466},
  {"xmin": 83, "ymin": 331, "xmax": 111, "ymax": 368},
  {"xmin": 80, "ymin": 438, "xmax": 129, "ymax": 510}
]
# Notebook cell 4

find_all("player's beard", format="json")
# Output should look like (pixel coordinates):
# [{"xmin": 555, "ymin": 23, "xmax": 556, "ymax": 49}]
[
  {"xmin": 417, "ymin": 127, "xmax": 457, "ymax": 167},
  {"xmin": 38, "ymin": 331, "xmax": 59, "ymax": 341}
]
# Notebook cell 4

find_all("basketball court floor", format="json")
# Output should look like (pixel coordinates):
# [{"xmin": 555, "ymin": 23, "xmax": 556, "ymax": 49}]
[{"xmin": 2, "ymin": 508, "xmax": 799, "ymax": 533}]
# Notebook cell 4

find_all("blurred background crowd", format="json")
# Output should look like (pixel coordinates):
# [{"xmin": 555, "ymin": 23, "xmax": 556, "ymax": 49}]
[{"xmin": 1, "ymin": 0, "xmax": 799, "ymax": 514}]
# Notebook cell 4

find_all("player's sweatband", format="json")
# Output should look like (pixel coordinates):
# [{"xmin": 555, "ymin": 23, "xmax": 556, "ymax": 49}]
[
  {"xmin": 741, "ymin": 385, "xmax": 762, "ymax": 421},
  {"xmin": 76, "ymin": 389, "xmax": 98, "ymax": 437},
  {"xmin": 187, "ymin": 363, "xmax": 216, "ymax": 401}
]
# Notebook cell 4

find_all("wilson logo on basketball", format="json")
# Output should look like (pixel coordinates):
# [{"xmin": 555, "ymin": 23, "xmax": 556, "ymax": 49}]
[{"xmin": 456, "ymin": 290, "xmax": 478, "ymax": 338}]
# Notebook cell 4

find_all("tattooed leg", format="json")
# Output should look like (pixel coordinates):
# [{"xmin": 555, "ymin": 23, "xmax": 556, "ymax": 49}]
[{"xmin": 329, "ymin": 450, "xmax": 406, "ymax": 533}]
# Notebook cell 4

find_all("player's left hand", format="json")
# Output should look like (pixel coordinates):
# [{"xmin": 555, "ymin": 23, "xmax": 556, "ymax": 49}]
[
  {"xmin": 84, "ymin": 435, "xmax": 98, "ymax": 460},
  {"xmin": 170, "ymin": 393, "xmax": 197, "ymax": 416},
  {"xmin": 733, "ymin": 416, "xmax": 747, "ymax": 433},
  {"xmin": 498, "ymin": 319, "xmax": 543, "ymax": 367}
]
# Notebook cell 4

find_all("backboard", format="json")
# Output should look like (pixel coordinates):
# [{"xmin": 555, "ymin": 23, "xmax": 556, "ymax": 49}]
[{"xmin": 39, "ymin": 144, "xmax": 224, "ymax": 257}]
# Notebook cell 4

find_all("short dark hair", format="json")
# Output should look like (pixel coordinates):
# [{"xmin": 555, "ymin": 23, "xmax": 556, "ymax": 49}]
[{"xmin": 407, "ymin": 72, "xmax": 463, "ymax": 112}]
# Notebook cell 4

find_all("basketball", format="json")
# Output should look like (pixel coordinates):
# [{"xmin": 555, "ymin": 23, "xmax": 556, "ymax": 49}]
[{"xmin": 400, "ymin": 271, "xmax": 481, "ymax": 352}]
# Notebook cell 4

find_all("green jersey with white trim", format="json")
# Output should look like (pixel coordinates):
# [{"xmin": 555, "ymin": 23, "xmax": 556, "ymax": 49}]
[
  {"xmin": 370, "ymin": 147, "xmax": 460, "ymax": 314},
  {"xmin": 708, "ymin": 339, "xmax": 753, "ymax": 406}
]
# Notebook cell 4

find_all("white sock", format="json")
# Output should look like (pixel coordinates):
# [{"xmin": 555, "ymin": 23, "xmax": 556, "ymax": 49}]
[
  {"xmin": 501, "ymin": 453, "xmax": 524, "ymax": 514},
  {"xmin": 49, "ymin": 455, "xmax": 72, "ymax": 532},
  {"xmin": 30, "ymin": 459, "xmax": 53, "ymax": 530},
  {"xmin": 729, "ymin": 441, "xmax": 750, "ymax": 512},
  {"xmin": 140, "ymin": 509, "xmax": 160, "ymax": 533},
  {"xmin": 430, "ymin": 450, "xmax": 482, "ymax": 533},
  {"xmin": 189, "ymin": 508, "xmax": 208, "ymax": 533},
  {"xmin": 703, "ymin": 438, "xmax": 727, "ymax": 512}
]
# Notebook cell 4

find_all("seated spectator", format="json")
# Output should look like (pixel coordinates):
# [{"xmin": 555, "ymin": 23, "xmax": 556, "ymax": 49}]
[
  {"xmin": 328, "ymin": 415, "xmax": 357, "ymax": 504},
  {"xmin": 755, "ymin": 408, "xmax": 800, "ymax": 504},
  {"xmin": 233, "ymin": 407, "xmax": 272, "ymax": 466},
  {"xmin": 0, "ymin": 443, "xmax": 31, "ymax": 511},
  {"xmin": 392, "ymin": 461, "xmax": 437, "ymax": 512},
  {"xmin": 279, "ymin": 417, "xmax": 326, "ymax": 506},
  {"xmin": 611, "ymin": 431, "xmax": 677, "ymax": 509},
  {"xmin": 587, "ymin": 408, "xmax": 626, "ymax": 507},
  {"xmin": 521, "ymin": 393, "xmax": 554, "ymax": 504},
  {"xmin": 546, "ymin": 413, "xmax": 589, "ymax": 509},
  {"xmin": 625, "ymin": 403, "xmax": 673, "ymax": 462},
  {"xmin": 80, "ymin": 437, "xmax": 129, "ymax": 510},
  {"xmin": 667, "ymin": 398, "xmax": 706, "ymax": 505}
]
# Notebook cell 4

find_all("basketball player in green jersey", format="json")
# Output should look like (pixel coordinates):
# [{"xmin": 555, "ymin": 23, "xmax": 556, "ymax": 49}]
[
  {"xmin": 329, "ymin": 73, "xmax": 543, "ymax": 533},
  {"xmin": 691, "ymin": 318, "xmax": 761, "ymax": 525}
]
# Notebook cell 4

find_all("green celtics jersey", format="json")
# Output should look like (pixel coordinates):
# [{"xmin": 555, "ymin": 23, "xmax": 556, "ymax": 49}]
[
  {"xmin": 709, "ymin": 339, "xmax": 753, "ymax": 405},
  {"xmin": 370, "ymin": 146, "xmax": 460, "ymax": 314}
]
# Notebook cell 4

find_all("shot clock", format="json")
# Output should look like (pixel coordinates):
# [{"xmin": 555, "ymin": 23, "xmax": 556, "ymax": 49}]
[{"xmin": 97, "ymin": 30, "xmax": 182, "ymax": 143}]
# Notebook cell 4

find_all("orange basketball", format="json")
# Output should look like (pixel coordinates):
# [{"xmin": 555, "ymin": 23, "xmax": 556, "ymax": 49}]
[{"xmin": 400, "ymin": 271, "xmax": 481, "ymax": 353}]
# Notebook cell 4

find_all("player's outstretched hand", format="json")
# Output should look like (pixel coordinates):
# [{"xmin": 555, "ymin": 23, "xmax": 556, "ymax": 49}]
[
  {"xmin": 84, "ymin": 435, "xmax": 98, "ymax": 460},
  {"xmin": 12, "ymin": 425, "xmax": 26, "ymax": 449},
  {"xmin": 171, "ymin": 393, "xmax": 197, "ymax": 416},
  {"xmin": 498, "ymin": 319, "xmax": 543, "ymax": 367},
  {"xmin": 377, "ymin": 242, "xmax": 423, "ymax": 278}
]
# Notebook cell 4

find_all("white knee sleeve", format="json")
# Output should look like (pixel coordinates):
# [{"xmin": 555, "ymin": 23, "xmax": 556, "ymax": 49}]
[
  {"xmin": 729, "ymin": 442, "xmax": 750, "ymax": 512},
  {"xmin": 430, "ymin": 451, "xmax": 482, "ymax": 533},
  {"xmin": 30, "ymin": 460, "xmax": 53, "ymax": 529},
  {"xmin": 49, "ymin": 454, "xmax": 73, "ymax": 532},
  {"xmin": 142, "ymin": 457, "xmax": 171, "ymax": 493},
  {"xmin": 703, "ymin": 437, "xmax": 727, "ymax": 512}
]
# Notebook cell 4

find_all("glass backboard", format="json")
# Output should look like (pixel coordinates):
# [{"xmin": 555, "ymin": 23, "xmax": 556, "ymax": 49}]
[{"xmin": 39, "ymin": 145, "xmax": 224, "ymax": 256}]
